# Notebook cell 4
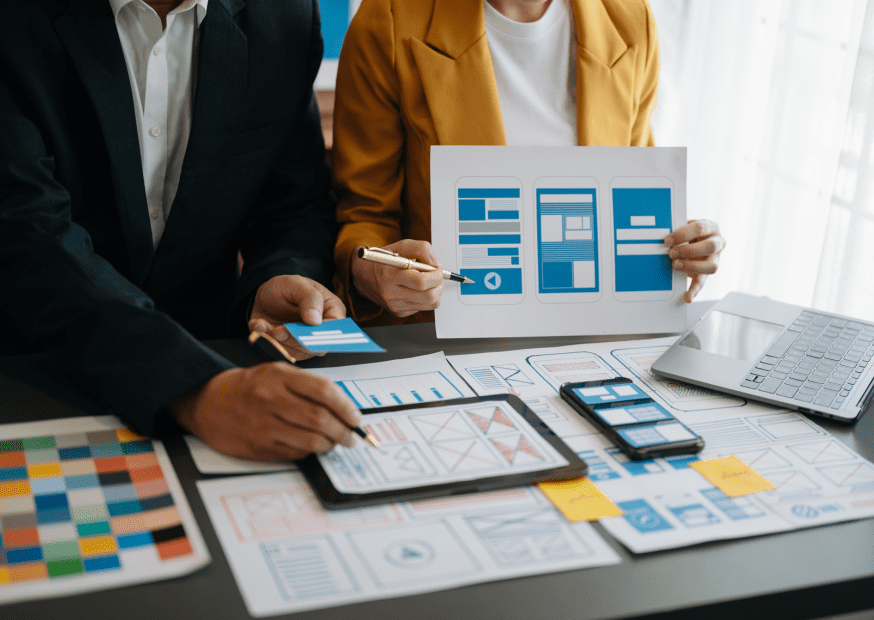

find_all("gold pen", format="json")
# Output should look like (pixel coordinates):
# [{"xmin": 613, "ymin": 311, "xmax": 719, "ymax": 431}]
[
  {"xmin": 248, "ymin": 331, "xmax": 380, "ymax": 449},
  {"xmin": 358, "ymin": 247, "xmax": 475, "ymax": 284}
]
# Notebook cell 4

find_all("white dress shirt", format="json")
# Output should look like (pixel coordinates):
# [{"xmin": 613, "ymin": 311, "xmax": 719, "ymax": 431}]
[
  {"xmin": 484, "ymin": 0, "xmax": 577, "ymax": 147},
  {"xmin": 110, "ymin": 0, "xmax": 208, "ymax": 248}
]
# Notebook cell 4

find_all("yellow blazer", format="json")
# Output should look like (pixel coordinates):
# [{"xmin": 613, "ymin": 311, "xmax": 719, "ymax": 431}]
[{"xmin": 333, "ymin": 0, "xmax": 660, "ymax": 325}]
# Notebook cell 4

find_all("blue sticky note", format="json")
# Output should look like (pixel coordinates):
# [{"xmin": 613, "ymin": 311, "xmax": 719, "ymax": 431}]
[{"xmin": 284, "ymin": 318, "xmax": 386, "ymax": 353}]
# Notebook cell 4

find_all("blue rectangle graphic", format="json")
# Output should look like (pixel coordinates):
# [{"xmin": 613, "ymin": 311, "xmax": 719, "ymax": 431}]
[
  {"xmin": 459, "ymin": 235, "xmax": 521, "ymax": 245},
  {"xmin": 459, "ymin": 200, "xmax": 486, "ymax": 221},
  {"xmin": 458, "ymin": 188, "xmax": 521, "ymax": 198},
  {"xmin": 536, "ymin": 188, "xmax": 598, "ymax": 294},
  {"xmin": 488, "ymin": 210, "xmax": 519, "ymax": 220},
  {"xmin": 487, "ymin": 248, "xmax": 519, "ymax": 256},
  {"xmin": 459, "ymin": 268, "xmax": 523, "ymax": 295},
  {"xmin": 613, "ymin": 187, "xmax": 672, "ymax": 292}
]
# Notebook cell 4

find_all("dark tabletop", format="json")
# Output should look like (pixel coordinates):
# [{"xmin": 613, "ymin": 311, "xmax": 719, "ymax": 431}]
[{"xmin": 3, "ymin": 305, "xmax": 874, "ymax": 620}]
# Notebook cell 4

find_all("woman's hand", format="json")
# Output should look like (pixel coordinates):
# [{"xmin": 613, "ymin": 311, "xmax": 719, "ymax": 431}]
[
  {"xmin": 664, "ymin": 219, "xmax": 726, "ymax": 302},
  {"xmin": 350, "ymin": 240, "xmax": 445, "ymax": 317}
]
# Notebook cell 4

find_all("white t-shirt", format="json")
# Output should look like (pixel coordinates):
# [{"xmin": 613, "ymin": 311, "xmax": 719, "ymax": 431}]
[{"xmin": 484, "ymin": 0, "xmax": 577, "ymax": 146}]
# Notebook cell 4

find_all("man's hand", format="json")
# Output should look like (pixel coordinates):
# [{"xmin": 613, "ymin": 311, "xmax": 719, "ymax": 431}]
[
  {"xmin": 171, "ymin": 363, "xmax": 362, "ymax": 461},
  {"xmin": 350, "ymin": 240, "xmax": 445, "ymax": 318},
  {"xmin": 664, "ymin": 219, "xmax": 726, "ymax": 302},
  {"xmin": 248, "ymin": 275, "xmax": 346, "ymax": 361}
]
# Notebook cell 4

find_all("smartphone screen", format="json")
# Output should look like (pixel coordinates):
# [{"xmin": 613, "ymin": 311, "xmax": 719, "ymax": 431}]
[
  {"xmin": 561, "ymin": 379, "xmax": 704, "ymax": 459},
  {"xmin": 615, "ymin": 422, "xmax": 700, "ymax": 448}
]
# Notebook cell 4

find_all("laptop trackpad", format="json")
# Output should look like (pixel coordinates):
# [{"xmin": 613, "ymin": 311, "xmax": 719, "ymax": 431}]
[{"xmin": 677, "ymin": 310, "xmax": 785, "ymax": 362}]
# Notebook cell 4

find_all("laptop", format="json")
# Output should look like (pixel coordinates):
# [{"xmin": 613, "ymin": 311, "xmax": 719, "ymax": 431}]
[{"xmin": 651, "ymin": 292, "xmax": 874, "ymax": 422}]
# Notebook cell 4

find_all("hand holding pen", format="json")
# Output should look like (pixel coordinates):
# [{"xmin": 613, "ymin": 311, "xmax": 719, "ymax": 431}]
[
  {"xmin": 249, "ymin": 331, "xmax": 380, "ymax": 449},
  {"xmin": 350, "ymin": 240, "xmax": 470, "ymax": 318}
]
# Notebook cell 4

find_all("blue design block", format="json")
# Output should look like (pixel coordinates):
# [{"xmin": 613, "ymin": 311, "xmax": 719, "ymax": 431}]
[
  {"xmin": 541, "ymin": 262, "xmax": 573, "ymax": 289},
  {"xmin": 459, "ymin": 268, "xmax": 522, "ymax": 295},
  {"xmin": 35, "ymin": 493, "xmax": 69, "ymax": 511},
  {"xmin": 618, "ymin": 499, "xmax": 674, "ymax": 533},
  {"xmin": 120, "ymin": 440, "xmax": 153, "ymax": 455},
  {"xmin": 459, "ymin": 199, "xmax": 486, "ymax": 221},
  {"xmin": 615, "ymin": 254, "xmax": 672, "ymax": 292},
  {"xmin": 37, "ymin": 507, "xmax": 72, "ymax": 525},
  {"xmin": 65, "ymin": 473, "xmax": 101, "ymax": 489},
  {"xmin": 0, "ymin": 466, "xmax": 27, "ymax": 481}
]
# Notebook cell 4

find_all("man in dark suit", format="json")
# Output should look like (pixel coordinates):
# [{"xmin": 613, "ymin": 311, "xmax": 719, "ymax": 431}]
[{"xmin": 0, "ymin": 0, "xmax": 362, "ymax": 459}]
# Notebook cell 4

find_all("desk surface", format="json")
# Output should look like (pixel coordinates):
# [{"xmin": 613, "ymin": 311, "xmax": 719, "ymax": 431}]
[{"xmin": 4, "ymin": 306, "xmax": 874, "ymax": 620}]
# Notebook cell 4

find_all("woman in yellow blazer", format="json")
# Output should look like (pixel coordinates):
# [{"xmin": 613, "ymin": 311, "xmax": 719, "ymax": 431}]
[{"xmin": 333, "ymin": 0, "xmax": 725, "ymax": 325}]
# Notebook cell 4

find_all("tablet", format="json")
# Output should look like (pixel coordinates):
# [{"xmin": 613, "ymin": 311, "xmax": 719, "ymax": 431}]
[{"xmin": 297, "ymin": 395, "xmax": 587, "ymax": 508}]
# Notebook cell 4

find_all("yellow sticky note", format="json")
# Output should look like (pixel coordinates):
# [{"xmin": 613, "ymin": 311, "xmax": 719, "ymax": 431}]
[
  {"xmin": 538, "ymin": 477, "xmax": 623, "ymax": 522},
  {"xmin": 690, "ymin": 455, "xmax": 776, "ymax": 497}
]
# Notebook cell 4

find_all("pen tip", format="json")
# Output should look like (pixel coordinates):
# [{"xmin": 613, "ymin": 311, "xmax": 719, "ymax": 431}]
[
  {"xmin": 464, "ymin": 277, "xmax": 475, "ymax": 284},
  {"xmin": 366, "ymin": 434, "xmax": 381, "ymax": 449}
]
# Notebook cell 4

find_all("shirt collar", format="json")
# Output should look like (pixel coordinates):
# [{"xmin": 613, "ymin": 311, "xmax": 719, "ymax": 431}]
[{"xmin": 109, "ymin": 0, "xmax": 209, "ymax": 26}]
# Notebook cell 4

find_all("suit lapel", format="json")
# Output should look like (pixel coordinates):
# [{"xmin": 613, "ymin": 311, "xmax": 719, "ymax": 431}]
[
  {"xmin": 148, "ymin": 0, "xmax": 248, "ymax": 281},
  {"xmin": 53, "ymin": 0, "xmax": 154, "ymax": 286},
  {"xmin": 410, "ymin": 0, "xmax": 505, "ymax": 146},
  {"xmin": 572, "ymin": 0, "xmax": 634, "ymax": 145}
]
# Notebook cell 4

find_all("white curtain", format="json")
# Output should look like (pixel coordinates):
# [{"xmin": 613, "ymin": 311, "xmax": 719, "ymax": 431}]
[{"xmin": 649, "ymin": 0, "xmax": 874, "ymax": 321}]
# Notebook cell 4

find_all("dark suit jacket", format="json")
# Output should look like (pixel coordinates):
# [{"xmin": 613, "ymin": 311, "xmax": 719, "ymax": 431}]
[{"xmin": 0, "ymin": 0, "xmax": 336, "ymax": 435}]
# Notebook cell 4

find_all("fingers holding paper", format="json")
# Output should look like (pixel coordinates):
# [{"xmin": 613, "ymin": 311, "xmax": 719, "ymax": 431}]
[
  {"xmin": 664, "ymin": 219, "xmax": 726, "ymax": 302},
  {"xmin": 351, "ymin": 240, "xmax": 445, "ymax": 318},
  {"xmin": 249, "ymin": 275, "xmax": 347, "ymax": 360},
  {"xmin": 171, "ymin": 363, "xmax": 363, "ymax": 461}
]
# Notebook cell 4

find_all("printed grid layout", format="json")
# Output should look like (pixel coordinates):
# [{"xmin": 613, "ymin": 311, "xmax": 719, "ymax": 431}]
[{"xmin": 0, "ymin": 429, "xmax": 192, "ymax": 585}]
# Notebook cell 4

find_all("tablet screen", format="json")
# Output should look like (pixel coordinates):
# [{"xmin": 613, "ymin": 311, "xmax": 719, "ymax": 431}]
[{"xmin": 316, "ymin": 401, "xmax": 570, "ymax": 494}]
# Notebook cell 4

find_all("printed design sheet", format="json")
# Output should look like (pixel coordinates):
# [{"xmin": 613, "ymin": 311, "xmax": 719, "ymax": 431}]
[
  {"xmin": 0, "ymin": 416, "xmax": 209, "ymax": 603},
  {"xmin": 447, "ymin": 338, "xmax": 874, "ymax": 553},
  {"xmin": 318, "ymin": 400, "xmax": 569, "ymax": 493},
  {"xmin": 184, "ymin": 353, "xmax": 475, "ymax": 475},
  {"xmin": 431, "ymin": 146, "xmax": 688, "ymax": 338},
  {"xmin": 197, "ymin": 471, "xmax": 620, "ymax": 617}
]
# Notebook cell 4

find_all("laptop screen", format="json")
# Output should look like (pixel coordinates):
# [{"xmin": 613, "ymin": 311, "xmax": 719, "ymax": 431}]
[{"xmin": 677, "ymin": 309, "xmax": 784, "ymax": 362}]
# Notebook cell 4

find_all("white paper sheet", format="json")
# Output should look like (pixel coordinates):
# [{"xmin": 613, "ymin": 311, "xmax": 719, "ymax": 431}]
[
  {"xmin": 431, "ymin": 146, "xmax": 688, "ymax": 338},
  {"xmin": 447, "ymin": 339, "xmax": 874, "ymax": 553},
  {"xmin": 0, "ymin": 416, "xmax": 210, "ymax": 603},
  {"xmin": 184, "ymin": 353, "xmax": 474, "ymax": 475},
  {"xmin": 317, "ymin": 400, "xmax": 569, "ymax": 493},
  {"xmin": 197, "ymin": 471, "xmax": 621, "ymax": 617}
]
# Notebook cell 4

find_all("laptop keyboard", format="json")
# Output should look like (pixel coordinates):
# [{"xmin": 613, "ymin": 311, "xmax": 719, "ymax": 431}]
[{"xmin": 740, "ymin": 311, "xmax": 874, "ymax": 410}]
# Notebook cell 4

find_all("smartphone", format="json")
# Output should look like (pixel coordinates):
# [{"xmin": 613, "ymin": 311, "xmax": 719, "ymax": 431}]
[
  {"xmin": 559, "ymin": 377, "xmax": 704, "ymax": 460},
  {"xmin": 533, "ymin": 176, "xmax": 602, "ymax": 304},
  {"xmin": 609, "ymin": 176, "xmax": 678, "ymax": 302}
]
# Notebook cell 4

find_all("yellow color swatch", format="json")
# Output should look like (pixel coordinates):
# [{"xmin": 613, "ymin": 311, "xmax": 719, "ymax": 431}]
[
  {"xmin": 0, "ymin": 480, "xmax": 31, "ymax": 497},
  {"xmin": 27, "ymin": 462, "xmax": 63, "ymax": 478},
  {"xmin": 538, "ymin": 477, "xmax": 623, "ymax": 522},
  {"xmin": 0, "ymin": 567, "xmax": 9, "ymax": 584},
  {"xmin": 116, "ymin": 428, "xmax": 147, "ymax": 442},
  {"xmin": 79, "ymin": 536, "xmax": 118, "ymax": 556},
  {"xmin": 690, "ymin": 455, "xmax": 776, "ymax": 497}
]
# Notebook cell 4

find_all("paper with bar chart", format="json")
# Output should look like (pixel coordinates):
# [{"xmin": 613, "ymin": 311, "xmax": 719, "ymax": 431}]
[
  {"xmin": 446, "ymin": 338, "xmax": 874, "ymax": 553},
  {"xmin": 184, "ymin": 354, "xmax": 475, "ymax": 475},
  {"xmin": 198, "ymin": 471, "xmax": 620, "ymax": 616},
  {"xmin": 431, "ymin": 146, "xmax": 687, "ymax": 337},
  {"xmin": 0, "ymin": 416, "xmax": 209, "ymax": 603}
]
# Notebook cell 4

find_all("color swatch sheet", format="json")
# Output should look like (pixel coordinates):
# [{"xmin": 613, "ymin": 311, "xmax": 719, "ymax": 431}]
[
  {"xmin": 431, "ymin": 146, "xmax": 688, "ymax": 338},
  {"xmin": 447, "ymin": 338, "xmax": 874, "ymax": 553},
  {"xmin": 183, "ymin": 353, "xmax": 475, "ymax": 475},
  {"xmin": 197, "ymin": 471, "xmax": 620, "ymax": 617},
  {"xmin": 0, "ymin": 416, "xmax": 209, "ymax": 603},
  {"xmin": 317, "ymin": 400, "xmax": 569, "ymax": 493}
]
